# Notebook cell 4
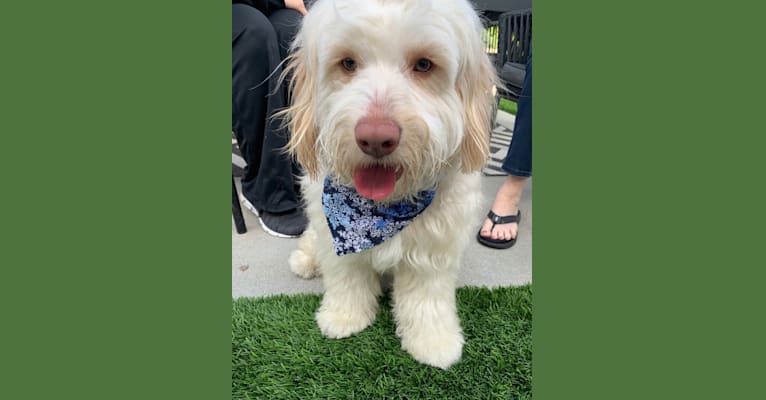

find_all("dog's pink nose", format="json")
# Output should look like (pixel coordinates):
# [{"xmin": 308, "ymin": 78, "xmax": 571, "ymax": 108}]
[{"xmin": 354, "ymin": 117, "xmax": 401, "ymax": 158}]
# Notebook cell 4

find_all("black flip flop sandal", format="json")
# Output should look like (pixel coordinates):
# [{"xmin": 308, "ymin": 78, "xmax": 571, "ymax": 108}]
[{"xmin": 476, "ymin": 210, "xmax": 521, "ymax": 249}]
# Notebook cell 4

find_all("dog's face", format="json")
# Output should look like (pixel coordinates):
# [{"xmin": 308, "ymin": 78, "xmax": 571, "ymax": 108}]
[{"xmin": 285, "ymin": 0, "xmax": 496, "ymax": 202}]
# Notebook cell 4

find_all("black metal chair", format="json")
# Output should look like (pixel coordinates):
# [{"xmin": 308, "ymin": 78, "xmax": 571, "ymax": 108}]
[
  {"xmin": 232, "ymin": 177, "xmax": 247, "ymax": 234},
  {"xmin": 232, "ymin": 131, "xmax": 246, "ymax": 234},
  {"xmin": 496, "ymin": 9, "xmax": 532, "ymax": 103}
]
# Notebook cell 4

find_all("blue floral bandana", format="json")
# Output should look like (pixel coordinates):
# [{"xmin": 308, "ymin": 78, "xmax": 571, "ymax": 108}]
[{"xmin": 322, "ymin": 176, "xmax": 435, "ymax": 256}]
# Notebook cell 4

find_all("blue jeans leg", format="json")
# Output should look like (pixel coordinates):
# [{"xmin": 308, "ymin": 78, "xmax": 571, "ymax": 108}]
[{"xmin": 501, "ymin": 52, "xmax": 532, "ymax": 177}]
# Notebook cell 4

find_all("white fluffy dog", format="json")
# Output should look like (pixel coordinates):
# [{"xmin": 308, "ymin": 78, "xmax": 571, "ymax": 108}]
[{"xmin": 282, "ymin": 0, "xmax": 497, "ymax": 369}]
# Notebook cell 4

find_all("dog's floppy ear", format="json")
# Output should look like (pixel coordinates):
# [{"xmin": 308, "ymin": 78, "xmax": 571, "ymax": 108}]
[
  {"xmin": 456, "ymin": 46, "xmax": 497, "ymax": 173},
  {"xmin": 282, "ymin": 46, "xmax": 320, "ymax": 178}
]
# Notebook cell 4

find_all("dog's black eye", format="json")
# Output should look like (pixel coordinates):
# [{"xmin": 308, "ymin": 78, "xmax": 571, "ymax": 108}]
[
  {"xmin": 341, "ymin": 57, "xmax": 357, "ymax": 72},
  {"xmin": 414, "ymin": 58, "xmax": 432, "ymax": 72}
]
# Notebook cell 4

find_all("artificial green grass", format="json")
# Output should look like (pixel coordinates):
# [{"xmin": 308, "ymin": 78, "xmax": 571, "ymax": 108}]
[
  {"xmin": 232, "ymin": 285, "xmax": 531, "ymax": 399},
  {"xmin": 499, "ymin": 98, "xmax": 518, "ymax": 115}
]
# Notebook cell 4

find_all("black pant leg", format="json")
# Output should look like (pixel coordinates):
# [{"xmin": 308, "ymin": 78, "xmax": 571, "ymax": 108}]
[
  {"xmin": 232, "ymin": 4, "xmax": 299, "ymax": 213},
  {"xmin": 268, "ymin": 9, "xmax": 303, "ymax": 61},
  {"xmin": 268, "ymin": 9, "xmax": 305, "ymax": 185}
]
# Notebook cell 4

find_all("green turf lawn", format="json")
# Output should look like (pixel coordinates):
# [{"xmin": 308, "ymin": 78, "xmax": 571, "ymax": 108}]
[
  {"xmin": 499, "ymin": 98, "xmax": 517, "ymax": 115},
  {"xmin": 232, "ymin": 285, "xmax": 532, "ymax": 399}
]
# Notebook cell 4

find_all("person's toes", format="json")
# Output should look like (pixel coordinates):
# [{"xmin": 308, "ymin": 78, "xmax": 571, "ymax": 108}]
[
  {"xmin": 481, "ymin": 217, "xmax": 522, "ymax": 241},
  {"xmin": 480, "ymin": 219, "xmax": 493, "ymax": 238},
  {"xmin": 492, "ymin": 229, "xmax": 501, "ymax": 240},
  {"xmin": 494, "ymin": 225, "xmax": 517, "ymax": 241}
]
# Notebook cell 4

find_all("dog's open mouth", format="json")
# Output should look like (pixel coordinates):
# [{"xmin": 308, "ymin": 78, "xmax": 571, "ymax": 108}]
[{"xmin": 353, "ymin": 165, "xmax": 403, "ymax": 201}]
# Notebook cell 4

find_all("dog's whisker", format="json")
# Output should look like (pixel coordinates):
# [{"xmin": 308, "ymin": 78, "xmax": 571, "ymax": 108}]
[{"xmin": 247, "ymin": 57, "xmax": 291, "ymax": 93}]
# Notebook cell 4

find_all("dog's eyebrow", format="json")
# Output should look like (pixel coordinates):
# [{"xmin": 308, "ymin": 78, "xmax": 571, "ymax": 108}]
[
  {"xmin": 406, "ymin": 43, "xmax": 450, "ymax": 64},
  {"xmin": 326, "ymin": 44, "xmax": 358, "ymax": 62}
]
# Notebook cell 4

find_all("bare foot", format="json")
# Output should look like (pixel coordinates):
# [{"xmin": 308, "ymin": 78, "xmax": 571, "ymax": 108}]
[{"xmin": 479, "ymin": 176, "xmax": 527, "ymax": 241}]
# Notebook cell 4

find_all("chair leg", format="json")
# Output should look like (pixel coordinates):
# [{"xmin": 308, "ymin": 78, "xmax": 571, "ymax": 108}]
[{"xmin": 232, "ymin": 177, "xmax": 247, "ymax": 234}]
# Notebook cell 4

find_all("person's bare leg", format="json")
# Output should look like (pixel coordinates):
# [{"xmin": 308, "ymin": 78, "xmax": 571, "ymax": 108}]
[{"xmin": 479, "ymin": 175, "xmax": 527, "ymax": 241}]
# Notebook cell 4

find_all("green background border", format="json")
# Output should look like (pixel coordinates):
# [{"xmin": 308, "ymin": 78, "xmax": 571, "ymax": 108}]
[
  {"xmin": 534, "ymin": 1, "xmax": 765, "ymax": 398},
  {"xmin": 2, "ymin": 0, "xmax": 765, "ymax": 398},
  {"xmin": 1, "ymin": 1, "xmax": 230, "ymax": 398}
]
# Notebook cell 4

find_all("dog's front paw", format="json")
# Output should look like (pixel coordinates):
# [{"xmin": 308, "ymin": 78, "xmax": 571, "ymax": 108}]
[
  {"xmin": 315, "ymin": 306, "xmax": 375, "ymax": 339},
  {"xmin": 401, "ymin": 330, "xmax": 464, "ymax": 369},
  {"xmin": 289, "ymin": 248, "xmax": 318, "ymax": 279}
]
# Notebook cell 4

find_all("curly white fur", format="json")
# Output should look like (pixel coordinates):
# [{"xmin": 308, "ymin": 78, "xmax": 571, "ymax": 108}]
[{"xmin": 283, "ymin": 0, "xmax": 497, "ymax": 369}]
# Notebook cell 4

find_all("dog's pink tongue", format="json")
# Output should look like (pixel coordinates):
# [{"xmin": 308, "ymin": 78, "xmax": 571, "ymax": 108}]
[{"xmin": 353, "ymin": 166, "xmax": 397, "ymax": 201}]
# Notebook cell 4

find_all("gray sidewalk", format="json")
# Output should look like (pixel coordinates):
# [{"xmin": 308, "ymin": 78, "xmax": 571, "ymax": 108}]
[{"xmin": 232, "ymin": 111, "xmax": 532, "ymax": 298}]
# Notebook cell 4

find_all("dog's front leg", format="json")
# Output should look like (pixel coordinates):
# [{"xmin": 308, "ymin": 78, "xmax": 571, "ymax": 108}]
[
  {"xmin": 392, "ymin": 265, "xmax": 463, "ymax": 369},
  {"xmin": 315, "ymin": 256, "xmax": 381, "ymax": 339},
  {"xmin": 289, "ymin": 224, "xmax": 319, "ymax": 279}
]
